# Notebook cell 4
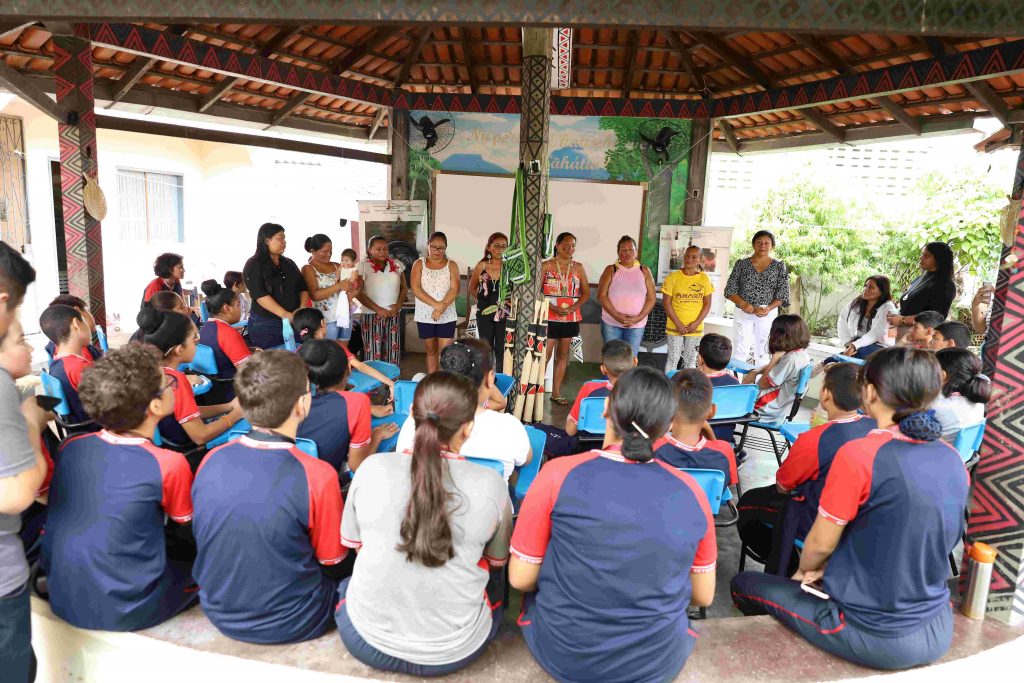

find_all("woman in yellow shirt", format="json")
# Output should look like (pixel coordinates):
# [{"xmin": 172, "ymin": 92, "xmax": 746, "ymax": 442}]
[{"xmin": 661, "ymin": 245, "xmax": 713, "ymax": 372}]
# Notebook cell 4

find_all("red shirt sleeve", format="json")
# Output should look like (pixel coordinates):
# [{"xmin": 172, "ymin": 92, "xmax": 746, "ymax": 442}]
[
  {"xmin": 143, "ymin": 444, "xmax": 194, "ymax": 522},
  {"xmin": 510, "ymin": 454, "xmax": 592, "ymax": 563},
  {"xmin": 817, "ymin": 437, "xmax": 879, "ymax": 526},
  {"xmin": 143, "ymin": 278, "xmax": 165, "ymax": 302},
  {"xmin": 568, "ymin": 382, "xmax": 598, "ymax": 424},
  {"xmin": 64, "ymin": 355, "xmax": 91, "ymax": 390},
  {"xmin": 299, "ymin": 453, "xmax": 346, "ymax": 565},
  {"xmin": 776, "ymin": 424, "xmax": 825, "ymax": 491},
  {"xmin": 37, "ymin": 437, "xmax": 55, "ymax": 496},
  {"xmin": 169, "ymin": 370, "xmax": 201, "ymax": 424},
  {"xmin": 659, "ymin": 462, "xmax": 717, "ymax": 573},
  {"xmin": 220, "ymin": 325, "xmax": 252, "ymax": 366},
  {"xmin": 346, "ymin": 392, "xmax": 372, "ymax": 448}
]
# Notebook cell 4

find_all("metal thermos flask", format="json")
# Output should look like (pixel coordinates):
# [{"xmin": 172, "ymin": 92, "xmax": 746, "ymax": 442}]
[{"xmin": 960, "ymin": 542, "xmax": 997, "ymax": 619}]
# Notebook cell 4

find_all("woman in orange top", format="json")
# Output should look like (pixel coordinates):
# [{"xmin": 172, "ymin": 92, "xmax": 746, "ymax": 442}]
[{"xmin": 541, "ymin": 232, "xmax": 590, "ymax": 405}]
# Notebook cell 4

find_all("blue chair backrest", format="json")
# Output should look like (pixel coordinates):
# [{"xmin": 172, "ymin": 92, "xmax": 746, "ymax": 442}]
[
  {"xmin": 794, "ymin": 364, "xmax": 813, "ymax": 397},
  {"xmin": 578, "ymin": 396, "xmax": 607, "ymax": 434},
  {"xmin": 466, "ymin": 456, "xmax": 505, "ymax": 475},
  {"xmin": 364, "ymin": 360, "xmax": 400, "ymax": 380},
  {"xmin": 96, "ymin": 326, "xmax": 109, "ymax": 353},
  {"xmin": 712, "ymin": 384, "xmax": 759, "ymax": 419},
  {"xmin": 515, "ymin": 426, "xmax": 547, "ymax": 506},
  {"xmin": 393, "ymin": 380, "xmax": 418, "ymax": 416},
  {"xmin": 295, "ymin": 437, "xmax": 319, "ymax": 458},
  {"xmin": 190, "ymin": 344, "xmax": 219, "ymax": 376},
  {"xmin": 678, "ymin": 468, "xmax": 726, "ymax": 515},
  {"xmin": 282, "ymin": 319, "xmax": 297, "ymax": 352},
  {"xmin": 494, "ymin": 373, "xmax": 516, "ymax": 397},
  {"xmin": 39, "ymin": 370, "xmax": 70, "ymax": 417},
  {"xmin": 953, "ymin": 419, "xmax": 986, "ymax": 463},
  {"xmin": 835, "ymin": 354, "xmax": 865, "ymax": 366},
  {"xmin": 200, "ymin": 301, "xmax": 209, "ymax": 323}
]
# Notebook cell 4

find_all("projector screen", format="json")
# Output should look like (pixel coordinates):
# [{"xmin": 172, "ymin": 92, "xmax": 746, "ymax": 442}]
[{"xmin": 432, "ymin": 171, "xmax": 647, "ymax": 283}]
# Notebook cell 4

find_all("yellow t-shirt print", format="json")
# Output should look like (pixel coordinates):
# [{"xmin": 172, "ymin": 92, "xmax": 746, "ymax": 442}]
[{"xmin": 661, "ymin": 270, "xmax": 714, "ymax": 336}]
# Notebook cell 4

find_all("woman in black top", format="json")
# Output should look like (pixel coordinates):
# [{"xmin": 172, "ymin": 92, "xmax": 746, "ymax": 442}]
[
  {"xmin": 886, "ymin": 242, "xmax": 957, "ymax": 330},
  {"xmin": 468, "ymin": 232, "xmax": 510, "ymax": 372},
  {"xmin": 242, "ymin": 223, "xmax": 309, "ymax": 349}
]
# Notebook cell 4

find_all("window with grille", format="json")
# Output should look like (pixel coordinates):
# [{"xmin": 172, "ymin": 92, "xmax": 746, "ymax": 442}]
[{"xmin": 116, "ymin": 169, "xmax": 184, "ymax": 242}]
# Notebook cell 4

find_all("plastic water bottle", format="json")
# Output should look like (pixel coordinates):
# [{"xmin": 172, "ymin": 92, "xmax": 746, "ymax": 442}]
[{"xmin": 961, "ymin": 542, "xmax": 997, "ymax": 619}]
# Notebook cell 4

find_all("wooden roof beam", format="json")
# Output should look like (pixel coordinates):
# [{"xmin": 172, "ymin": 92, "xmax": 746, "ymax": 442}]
[
  {"xmin": 663, "ymin": 30, "xmax": 711, "ymax": 94},
  {"xmin": 106, "ymin": 57, "xmax": 156, "ymax": 108},
  {"xmin": 0, "ymin": 22, "xmax": 34, "ymax": 40},
  {"xmin": 328, "ymin": 26, "xmax": 403, "ymax": 77},
  {"xmin": 0, "ymin": 58, "xmax": 70, "ymax": 122},
  {"xmin": 267, "ymin": 90, "xmax": 309, "ymax": 128},
  {"xmin": 621, "ymin": 31, "xmax": 640, "ymax": 98},
  {"xmin": 689, "ymin": 31, "xmax": 775, "ymax": 90},
  {"xmin": 199, "ymin": 76, "xmax": 240, "ymax": 112},
  {"xmin": 794, "ymin": 34, "xmax": 853, "ymax": 75},
  {"xmin": 717, "ymin": 118, "xmax": 740, "ymax": 154},
  {"xmin": 799, "ymin": 107, "xmax": 846, "ymax": 143},
  {"xmin": 869, "ymin": 96, "xmax": 922, "ymax": 135},
  {"xmin": 924, "ymin": 36, "xmax": 1010, "ymax": 126},
  {"xmin": 460, "ymin": 28, "xmax": 480, "ymax": 94},
  {"xmin": 394, "ymin": 27, "xmax": 431, "ymax": 88},
  {"xmin": 368, "ymin": 107, "xmax": 386, "ymax": 140}
]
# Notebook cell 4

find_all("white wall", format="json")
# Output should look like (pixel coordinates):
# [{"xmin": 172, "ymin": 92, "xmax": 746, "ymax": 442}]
[{"xmin": 2, "ymin": 98, "xmax": 387, "ymax": 336}]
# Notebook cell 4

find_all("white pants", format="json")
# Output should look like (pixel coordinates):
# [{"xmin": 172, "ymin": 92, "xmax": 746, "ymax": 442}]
[
  {"xmin": 733, "ymin": 308, "xmax": 778, "ymax": 367},
  {"xmin": 665, "ymin": 335, "xmax": 700, "ymax": 373}
]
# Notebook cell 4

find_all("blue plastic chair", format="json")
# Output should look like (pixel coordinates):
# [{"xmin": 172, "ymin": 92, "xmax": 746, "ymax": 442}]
[
  {"xmin": 513, "ymin": 426, "xmax": 547, "ymax": 510},
  {"xmin": 466, "ymin": 456, "xmax": 505, "ymax": 475},
  {"xmin": 393, "ymin": 380, "xmax": 418, "ymax": 416},
  {"xmin": 577, "ymin": 396, "xmax": 607, "ymax": 435},
  {"xmin": 95, "ymin": 326, "xmax": 109, "ymax": 353},
  {"xmin": 294, "ymin": 438, "xmax": 319, "ymax": 458},
  {"xmin": 781, "ymin": 422, "xmax": 812, "ymax": 444},
  {"xmin": 371, "ymin": 413, "xmax": 405, "ymax": 453},
  {"xmin": 200, "ymin": 301, "xmax": 209, "ymax": 324},
  {"xmin": 678, "ymin": 468, "xmax": 726, "ymax": 515},
  {"xmin": 282, "ymin": 319, "xmax": 297, "ymax": 352},
  {"xmin": 727, "ymin": 359, "xmax": 755, "ymax": 375},
  {"xmin": 364, "ymin": 360, "xmax": 400, "ymax": 380},
  {"xmin": 495, "ymin": 373, "xmax": 516, "ymax": 398},
  {"xmin": 736, "ymin": 364, "xmax": 814, "ymax": 465},
  {"xmin": 189, "ymin": 344, "xmax": 219, "ymax": 375},
  {"xmin": 39, "ymin": 369, "xmax": 95, "ymax": 436},
  {"xmin": 833, "ymin": 354, "xmax": 866, "ymax": 366},
  {"xmin": 953, "ymin": 419, "xmax": 986, "ymax": 464},
  {"xmin": 711, "ymin": 384, "xmax": 759, "ymax": 419},
  {"xmin": 348, "ymin": 371, "xmax": 383, "ymax": 394}
]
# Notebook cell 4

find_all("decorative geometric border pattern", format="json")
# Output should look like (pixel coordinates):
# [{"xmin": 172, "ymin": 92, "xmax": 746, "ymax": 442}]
[
  {"xmin": 54, "ymin": 34, "xmax": 106, "ymax": 326},
  {"xmin": 969, "ymin": 143, "xmax": 1024, "ymax": 626},
  {"xmin": 551, "ymin": 28, "xmax": 572, "ymax": 90}
]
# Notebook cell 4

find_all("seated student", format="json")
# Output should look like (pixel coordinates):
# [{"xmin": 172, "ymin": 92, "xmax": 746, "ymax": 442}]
[
  {"xmin": 41, "ymin": 304, "xmax": 97, "ymax": 427},
  {"xmin": 197, "ymin": 279, "xmax": 251, "ymax": 404},
  {"xmin": 129, "ymin": 291, "xmax": 192, "ymax": 344},
  {"xmin": 932, "ymin": 348, "xmax": 989, "ymax": 443},
  {"xmin": 224, "ymin": 270, "xmax": 251, "ymax": 322},
  {"xmin": 732, "ymin": 347, "xmax": 968, "ymax": 671},
  {"xmin": 742, "ymin": 314, "xmax": 812, "ymax": 424},
  {"xmin": 565, "ymin": 339, "xmax": 635, "ymax": 440},
  {"xmin": 736, "ymin": 363, "xmax": 876, "ymax": 575},
  {"xmin": 897, "ymin": 309, "xmax": 943, "ymax": 348},
  {"xmin": 396, "ymin": 338, "xmax": 530, "ymax": 480},
  {"xmin": 44, "ymin": 294, "xmax": 102, "ymax": 361},
  {"xmin": 510, "ymin": 367, "xmax": 716, "ymax": 683},
  {"xmin": 929, "ymin": 320, "xmax": 972, "ymax": 351},
  {"xmin": 335, "ymin": 372, "xmax": 513, "ymax": 676},
  {"xmin": 297, "ymin": 340, "xmax": 397, "ymax": 477},
  {"xmin": 192, "ymin": 351, "xmax": 351, "ymax": 644},
  {"xmin": 697, "ymin": 333, "xmax": 740, "ymax": 442},
  {"xmin": 42, "ymin": 344, "xmax": 198, "ymax": 631},
  {"xmin": 137, "ymin": 306, "xmax": 242, "ymax": 456},
  {"xmin": 654, "ymin": 369, "xmax": 738, "ymax": 488}
]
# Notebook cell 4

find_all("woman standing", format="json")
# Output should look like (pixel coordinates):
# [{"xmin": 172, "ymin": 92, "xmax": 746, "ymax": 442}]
[
  {"xmin": 724, "ymin": 230, "xmax": 791, "ymax": 366},
  {"xmin": 355, "ymin": 235, "xmax": 408, "ymax": 366},
  {"xmin": 410, "ymin": 232, "xmax": 459, "ymax": 373},
  {"xmin": 301, "ymin": 234, "xmax": 360, "ymax": 342},
  {"xmin": 838, "ymin": 275, "xmax": 898, "ymax": 359},
  {"xmin": 662, "ymin": 244, "xmax": 714, "ymax": 371},
  {"xmin": 887, "ymin": 242, "xmax": 957, "ymax": 331},
  {"xmin": 542, "ymin": 233, "xmax": 591, "ymax": 405},
  {"xmin": 242, "ymin": 223, "xmax": 309, "ymax": 349},
  {"xmin": 469, "ymin": 232, "xmax": 510, "ymax": 372},
  {"xmin": 597, "ymin": 236, "xmax": 656, "ymax": 358}
]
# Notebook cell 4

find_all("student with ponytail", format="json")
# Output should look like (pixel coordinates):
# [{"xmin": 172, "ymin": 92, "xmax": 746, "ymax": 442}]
[
  {"xmin": 137, "ymin": 305, "xmax": 242, "ymax": 456},
  {"xmin": 197, "ymin": 279, "xmax": 251, "ymax": 403},
  {"xmin": 931, "ymin": 347, "xmax": 990, "ymax": 442},
  {"xmin": 510, "ymin": 366, "xmax": 717, "ymax": 683},
  {"xmin": 335, "ymin": 372, "xmax": 513, "ymax": 676},
  {"xmin": 732, "ymin": 346, "xmax": 969, "ymax": 671}
]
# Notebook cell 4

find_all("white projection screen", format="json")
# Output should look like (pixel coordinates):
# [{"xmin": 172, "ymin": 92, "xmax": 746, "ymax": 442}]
[{"xmin": 432, "ymin": 171, "xmax": 647, "ymax": 283}]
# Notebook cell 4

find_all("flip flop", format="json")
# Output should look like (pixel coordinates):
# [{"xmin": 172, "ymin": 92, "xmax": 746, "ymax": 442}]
[{"xmin": 550, "ymin": 395, "xmax": 570, "ymax": 406}]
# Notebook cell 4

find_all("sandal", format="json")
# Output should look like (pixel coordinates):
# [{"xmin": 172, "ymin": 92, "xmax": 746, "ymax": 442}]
[{"xmin": 550, "ymin": 395, "xmax": 570, "ymax": 406}]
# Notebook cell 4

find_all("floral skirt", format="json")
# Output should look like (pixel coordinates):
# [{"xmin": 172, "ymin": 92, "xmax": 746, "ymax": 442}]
[{"xmin": 361, "ymin": 313, "xmax": 401, "ymax": 365}]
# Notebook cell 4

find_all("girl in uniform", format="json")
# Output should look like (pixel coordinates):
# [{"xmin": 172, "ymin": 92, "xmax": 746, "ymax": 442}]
[{"xmin": 197, "ymin": 279, "xmax": 251, "ymax": 404}]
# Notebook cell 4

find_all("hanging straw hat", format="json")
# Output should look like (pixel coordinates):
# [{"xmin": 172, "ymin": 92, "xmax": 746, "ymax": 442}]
[{"xmin": 83, "ymin": 174, "xmax": 108, "ymax": 221}]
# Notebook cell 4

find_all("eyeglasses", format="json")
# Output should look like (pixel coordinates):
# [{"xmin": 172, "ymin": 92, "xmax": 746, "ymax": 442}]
[
  {"xmin": 428, "ymin": 244, "xmax": 447, "ymax": 252},
  {"xmin": 156, "ymin": 373, "xmax": 178, "ymax": 397}
]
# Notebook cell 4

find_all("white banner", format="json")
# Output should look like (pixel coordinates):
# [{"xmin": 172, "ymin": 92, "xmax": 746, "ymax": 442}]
[{"xmin": 657, "ymin": 225, "xmax": 734, "ymax": 319}]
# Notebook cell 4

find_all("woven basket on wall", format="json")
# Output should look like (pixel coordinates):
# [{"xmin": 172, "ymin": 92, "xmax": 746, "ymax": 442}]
[
  {"xmin": 1000, "ymin": 197, "xmax": 1021, "ymax": 247},
  {"xmin": 83, "ymin": 175, "xmax": 107, "ymax": 221}
]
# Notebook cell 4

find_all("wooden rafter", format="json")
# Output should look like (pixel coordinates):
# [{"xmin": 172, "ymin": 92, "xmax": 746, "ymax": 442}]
[
  {"xmin": 717, "ymin": 118, "xmax": 740, "ymax": 154},
  {"xmin": 869, "ymin": 97, "xmax": 923, "ymax": 135},
  {"xmin": 460, "ymin": 28, "xmax": 480, "ymax": 94},
  {"xmin": 621, "ymin": 31, "xmax": 640, "ymax": 98},
  {"xmin": 794, "ymin": 34, "xmax": 852, "ymax": 75},
  {"xmin": 663, "ymin": 30, "xmax": 711, "ymax": 94},
  {"xmin": 106, "ymin": 56, "xmax": 156, "ymax": 108},
  {"xmin": 689, "ymin": 31, "xmax": 775, "ymax": 90},
  {"xmin": 924, "ymin": 36, "xmax": 1010, "ymax": 126},
  {"xmin": 394, "ymin": 27, "xmax": 431, "ymax": 88},
  {"xmin": 799, "ymin": 107, "xmax": 845, "ymax": 143},
  {"xmin": 0, "ymin": 58, "xmax": 70, "ymax": 122},
  {"xmin": 267, "ymin": 90, "xmax": 310, "ymax": 127},
  {"xmin": 368, "ymin": 107, "xmax": 386, "ymax": 140},
  {"xmin": 328, "ymin": 26, "xmax": 403, "ymax": 77},
  {"xmin": 0, "ymin": 22, "xmax": 34, "ymax": 40}
]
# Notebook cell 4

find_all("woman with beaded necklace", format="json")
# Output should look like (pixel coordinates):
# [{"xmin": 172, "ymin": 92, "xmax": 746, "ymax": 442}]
[{"xmin": 541, "ymin": 232, "xmax": 590, "ymax": 406}]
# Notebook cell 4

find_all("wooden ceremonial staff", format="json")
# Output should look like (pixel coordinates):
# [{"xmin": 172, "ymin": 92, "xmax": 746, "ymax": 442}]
[
  {"xmin": 522, "ymin": 300, "xmax": 543, "ymax": 421},
  {"xmin": 513, "ymin": 300, "xmax": 539, "ymax": 420},
  {"xmin": 532, "ymin": 308, "xmax": 548, "ymax": 423},
  {"xmin": 503, "ymin": 295, "xmax": 517, "ymax": 374}
]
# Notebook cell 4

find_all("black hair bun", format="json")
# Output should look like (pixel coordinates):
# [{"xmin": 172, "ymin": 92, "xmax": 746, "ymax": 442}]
[
  {"xmin": 136, "ymin": 304, "xmax": 164, "ymax": 334},
  {"xmin": 304, "ymin": 236, "xmax": 315, "ymax": 252},
  {"xmin": 297, "ymin": 338, "xmax": 330, "ymax": 368},
  {"xmin": 201, "ymin": 279, "xmax": 222, "ymax": 297},
  {"xmin": 898, "ymin": 410, "xmax": 943, "ymax": 442}
]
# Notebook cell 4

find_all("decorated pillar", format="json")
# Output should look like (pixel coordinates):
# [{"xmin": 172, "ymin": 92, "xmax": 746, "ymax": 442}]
[
  {"xmin": 968, "ymin": 141, "xmax": 1024, "ymax": 625},
  {"xmin": 53, "ymin": 28, "xmax": 106, "ymax": 324},
  {"xmin": 390, "ymin": 109, "xmax": 410, "ymax": 201},
  {"xmin": 684, "ymin": 118, "xmax": 711, "ymax": 226}
]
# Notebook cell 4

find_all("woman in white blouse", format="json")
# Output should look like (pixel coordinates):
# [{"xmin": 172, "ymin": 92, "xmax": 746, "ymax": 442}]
[{"xmin": 838, "ymin": 275, "xmax": 898, "ymax": 359}]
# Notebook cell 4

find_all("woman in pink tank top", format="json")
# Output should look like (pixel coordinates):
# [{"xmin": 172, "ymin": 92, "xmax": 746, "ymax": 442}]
[{"xmin": 597, "ymin": 236, "xmax": 657, "ymax": 358}]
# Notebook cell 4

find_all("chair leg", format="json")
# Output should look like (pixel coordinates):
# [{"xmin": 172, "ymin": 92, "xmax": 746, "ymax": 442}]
[
  {"xmin": 769, "ymin": 432, "xmax": 784, "ymax": 466},
  {"xmin": 739, "ymin": 541, "xmax": 748, "ymax": 572},
  {"xmin": 736, "ymin": 424, "xmax": 750, "ymax": 454},
  {"xmin": 949, "ymin": 551, "xmax": 959, "ymax": 578}
]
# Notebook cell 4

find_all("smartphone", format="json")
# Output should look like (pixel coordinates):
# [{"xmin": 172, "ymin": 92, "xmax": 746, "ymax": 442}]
[{"xmin": 800, "ymin": 581, "xmax": 830, "ymax": 600}]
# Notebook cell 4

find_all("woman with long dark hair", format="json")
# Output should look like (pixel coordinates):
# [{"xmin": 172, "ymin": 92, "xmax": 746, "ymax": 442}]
[
  {"xmin": 932, "ymin": 347, "xmax": 990, "ymax": 442},
  {"xmin": 732, "ymin": 346, "xmax": 969, "ymax": 670},
  {"xmin": 335, "ymin": 372, "xmax": 513, "ymax": 676},
  {"xmin": 888, "ymin": 241, "xmax": 957, "ymax": 330},
  {"xmin": 355, "ymin": 235, "xmax": 408, "ymax": 365},
  {"xmin": 242, "ymin": 223, "xmax": 309, "ymax": 349},
  {"xmin": 510, "ymin": 366, "xmax": 717, "ymax": 683},
  {"xmin": 838, "ymin": 275, "xmax": 898, "ymax": 359},
  {"xmin": 468, "ymin": 232, "xmax": 511, "ymax": 372},
  {"xmin": 301, "ymin": 234, "xmax": 360, "ymax": 343}
]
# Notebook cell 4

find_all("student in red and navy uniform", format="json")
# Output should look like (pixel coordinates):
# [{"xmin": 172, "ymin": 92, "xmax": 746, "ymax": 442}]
[
  {"xmin": 655, "ymin": 369, "xmax": 738, "ymax": 487},
  {"xmin": 192, "ymin": 351, "xmax": 353, "ymax": 644},
  {"xmin": 142, "ymin": 253, "xmax": 186, "ymax": 302},
  {"xmin": 732, "ymin": 347, "xmax": 968, "ymax": 670},
  {"xmin": 197, "ymin": 279, "xmax": 251, "ymax": 404},
  {"xmin": 697, "ymin": 333, "xmax": 742, "ymax": 442},
  {"xmin": 41, "ymin": 303, "xmax": 97, "ymax": 427},
  {"xmin": 41, "ymin": 345, "xmax": 199, "ymax": 631},
  {"xmin": 565, "ymin": 339, "xmax": 635, "ymax": 443},
  {"xmin": 298, "ymin": 339, "xmax": 394, "ymax": 478},
  {"xmin": 137, "ymin": 306, "xmax": 242, "ymax": 456},
  {"xmin": 737, "ymin": 363, "xmax": 876, "ymax": 575},
  {"xmin": 510, "ymin": 367, "xmax": 717, "ymax": 683},
  {"xmin": 742, "ymin": 314, "xmax": 812, "ymax": 424},
  {"xmin": 44, "ymin": 294, "xmax": 103, "ymax": 361}
]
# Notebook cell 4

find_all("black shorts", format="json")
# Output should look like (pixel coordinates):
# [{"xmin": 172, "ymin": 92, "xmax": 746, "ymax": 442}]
[
  {"xmin": 417, "ymin": 320, "xmax": 457, "ymax": 339},
  {"xmin": 547, "ymin": 321, "xmax": 580, "ymax": 339}
]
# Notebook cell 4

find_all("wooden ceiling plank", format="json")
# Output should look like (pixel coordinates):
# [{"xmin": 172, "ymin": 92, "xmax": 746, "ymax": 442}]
[
  {"xmin": 460, "ymin": 27, "xmax": 480, "ymax": 93},
  {"xmin": 328, "ymin": 26, "xmax": 402, "ymax": 76},
  {"xmin": 689, "ymin": 30, "xmax": 775, "ymax": 90},
  {"xmin": 394, "ymin": 27, "xmax": 431, "ymax": 88},
  {"xmin": 0, "ymin": 57, "xmax": 70, "ymax": 122},
  {"xmin": 717, "ymin": 118, "xmax": 740, "ymax": 153},
  {"xmin": 799, "ymin": 106, "xmax": 846, "ymax": 142},
  {"xmin": 267, "ymin": 90, "xmax": 309, "ymax": 127}
]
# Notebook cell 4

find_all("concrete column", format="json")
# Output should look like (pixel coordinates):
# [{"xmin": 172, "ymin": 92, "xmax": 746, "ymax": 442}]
[
  {"xmin": 390, "ymin": 109, "xmax": 409, "ymax": 201},
  {"xmin": 684, "ymin": 118, "xmax": 712, "ymax": 226},
  {"xmin": 53, "ymin": 29, "xmax": 106, "ymax": 325},
  {"xmin": 968, "ymin": 141, "xmax": 1024, "ymax": 625}
]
